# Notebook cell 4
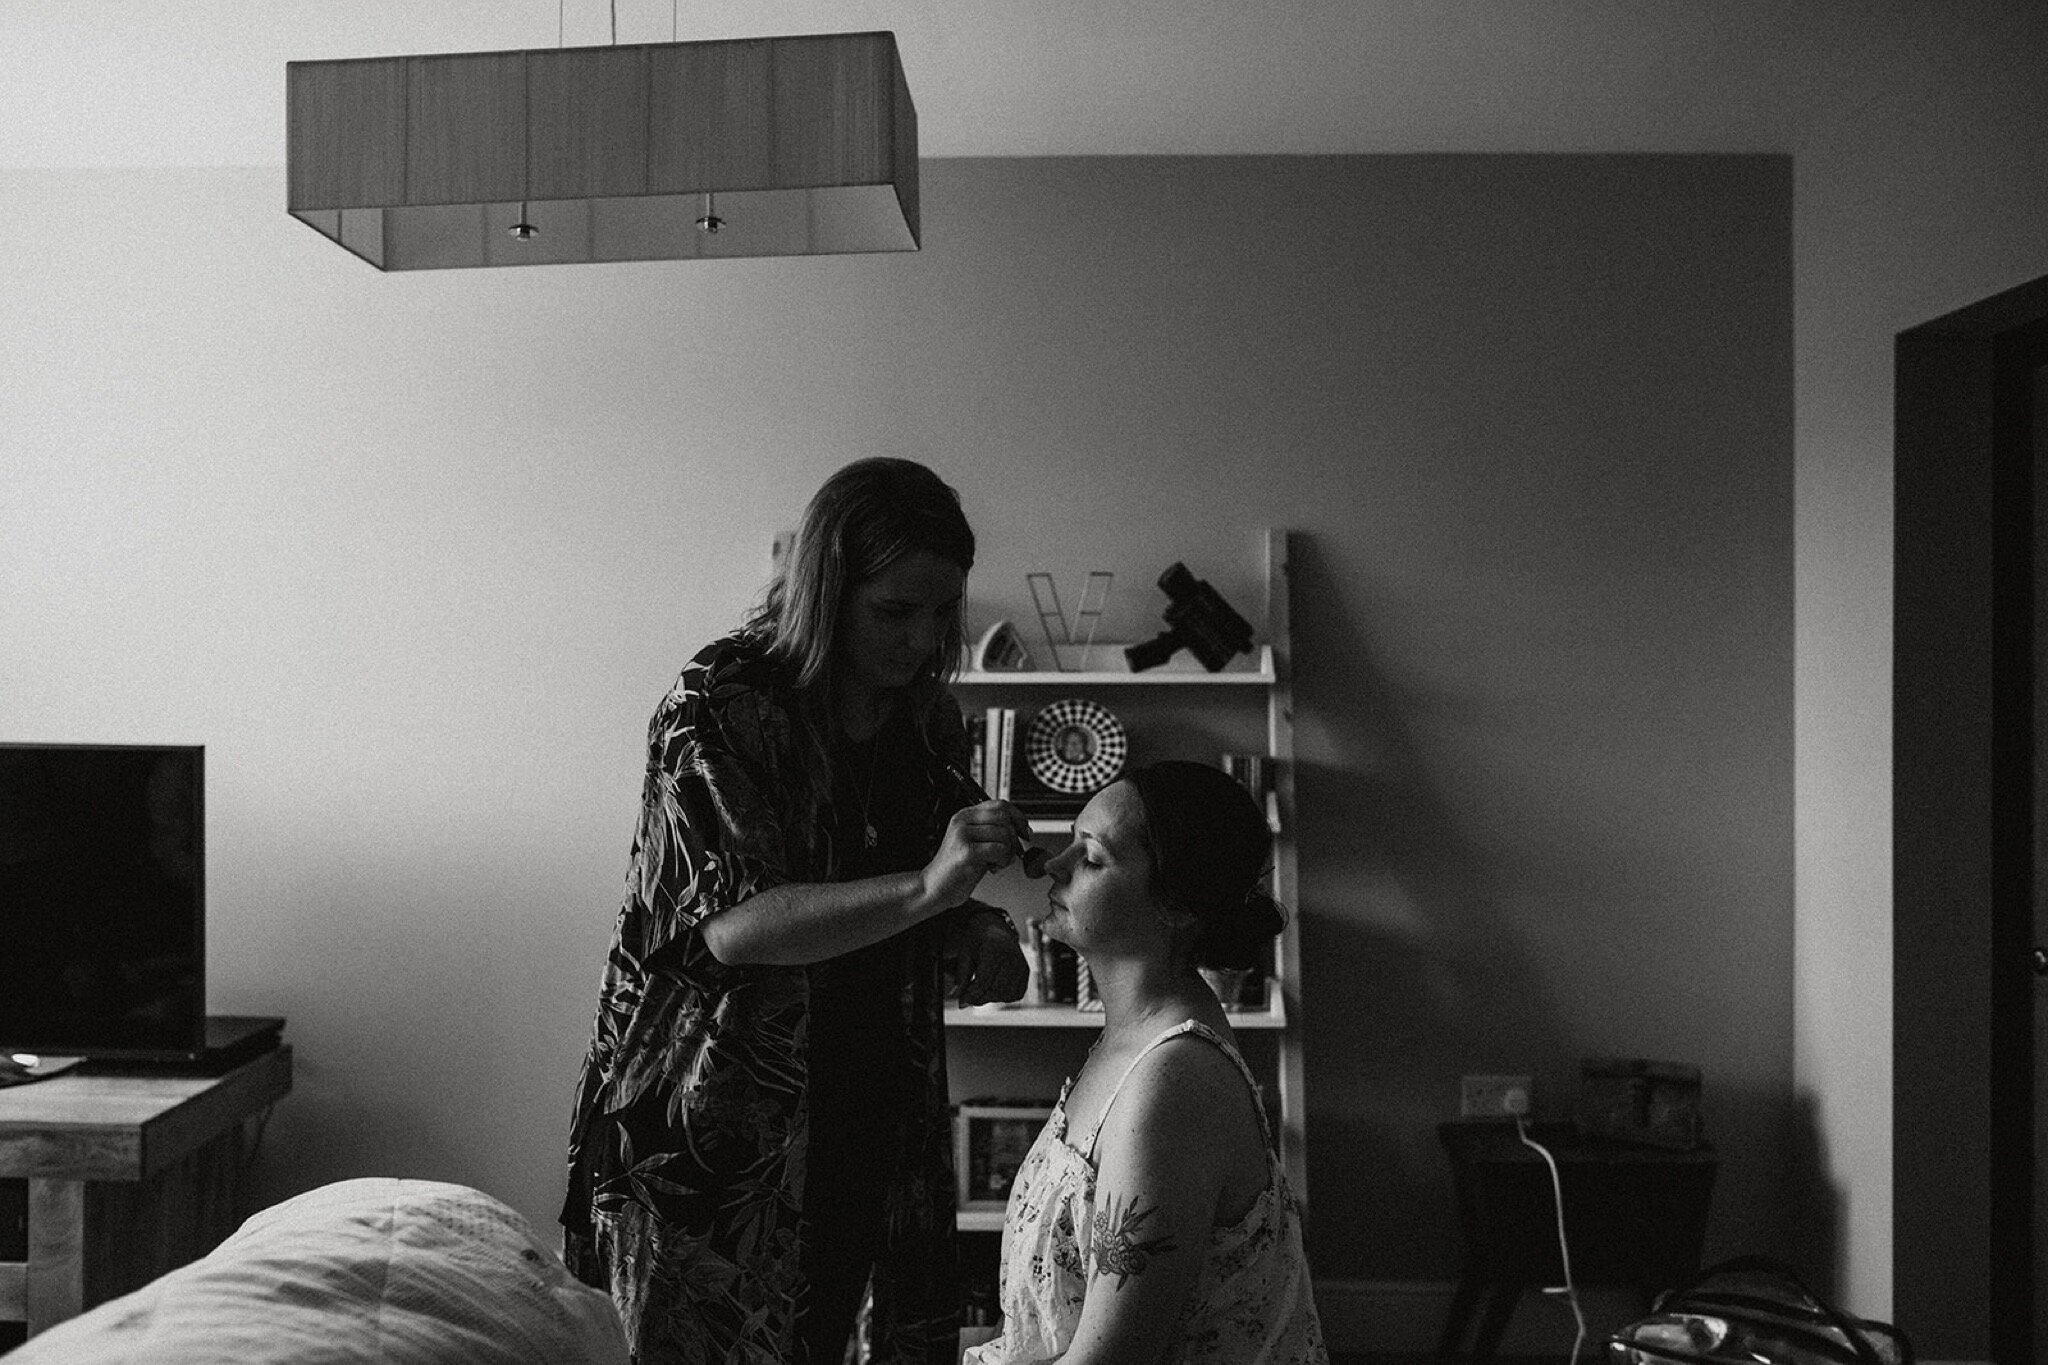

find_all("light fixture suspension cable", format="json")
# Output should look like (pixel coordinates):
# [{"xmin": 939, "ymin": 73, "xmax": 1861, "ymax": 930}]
[{"xmin": 511, "ymin": 48, "xmax": 537, "ymax": 240}]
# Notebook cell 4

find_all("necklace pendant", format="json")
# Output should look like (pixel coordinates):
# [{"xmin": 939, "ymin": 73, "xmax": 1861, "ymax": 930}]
[{"xmin": 864, "ymin": 821, "xmax": 878, "ymax": 848}]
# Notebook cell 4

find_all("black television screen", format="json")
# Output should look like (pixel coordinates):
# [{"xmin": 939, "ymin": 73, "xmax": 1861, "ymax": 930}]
[{"xmin": 0, "ymin": 743, "xmax": 205, "ymax": 1060}]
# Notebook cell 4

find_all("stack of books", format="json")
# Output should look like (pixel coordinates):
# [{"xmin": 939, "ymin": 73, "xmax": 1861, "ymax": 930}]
[{"xmin": 965, "ymin": 708, "xmax": 1016, "ymax": 798}]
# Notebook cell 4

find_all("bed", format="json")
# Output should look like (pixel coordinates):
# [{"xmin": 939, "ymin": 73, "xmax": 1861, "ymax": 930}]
[{"xmin": 9, "ymin": 1177, "xmax": 628, "ymax": 1365}]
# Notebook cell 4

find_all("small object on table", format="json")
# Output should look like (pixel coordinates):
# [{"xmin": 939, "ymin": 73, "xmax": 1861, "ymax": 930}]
[{"xmin": 1575, "ymin": 1057, "xmax": 1704, "ymax": 1149}]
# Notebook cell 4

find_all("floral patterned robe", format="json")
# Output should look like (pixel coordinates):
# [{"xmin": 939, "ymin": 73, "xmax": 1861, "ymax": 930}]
[{"xmin": 562, "ymin": 632, "xmax": 981, "ymax": 1364}]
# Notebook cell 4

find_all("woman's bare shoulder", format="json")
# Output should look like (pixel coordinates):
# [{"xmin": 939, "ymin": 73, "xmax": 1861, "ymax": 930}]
[{"xmin": 1108, "ymin": 1030, "xmax": 1256, "ymax": 1145}]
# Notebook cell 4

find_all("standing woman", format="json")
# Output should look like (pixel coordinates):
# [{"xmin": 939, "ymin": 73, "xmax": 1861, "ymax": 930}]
[
  {"xmin": 966, "ymin": 760, "xmax": 1328, "ymax": 1365},
  {"xmin": 562, "ymin": 458, "xmax": 1033, "ymax": 1365}
]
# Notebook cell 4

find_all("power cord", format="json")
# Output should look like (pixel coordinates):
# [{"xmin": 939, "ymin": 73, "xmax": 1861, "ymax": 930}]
[{"xmin": 1514, "ymin": 1111, "xmax": 1587, "ymax": 1365}]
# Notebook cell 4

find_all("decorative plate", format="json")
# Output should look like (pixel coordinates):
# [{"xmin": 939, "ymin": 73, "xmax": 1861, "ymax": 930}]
[{"xmin": 1024, "ymin": 699, "xmax": 1128, "ymax": 795}]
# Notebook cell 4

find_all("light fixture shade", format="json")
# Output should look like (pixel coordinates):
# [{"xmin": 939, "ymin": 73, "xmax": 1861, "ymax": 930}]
[{"xmin": 286, "ymin": 31, "xmax": 918, "ymax": 270}]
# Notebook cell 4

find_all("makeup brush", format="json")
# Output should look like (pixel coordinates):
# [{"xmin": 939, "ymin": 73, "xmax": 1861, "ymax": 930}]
[{"xmin": 946, "ymin": 763, "xmax": 1049, "ymax": 878}]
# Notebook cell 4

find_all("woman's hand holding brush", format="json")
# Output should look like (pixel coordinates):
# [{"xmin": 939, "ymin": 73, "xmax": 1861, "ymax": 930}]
[{"xmin": 946, "ymin": 763, "xmax": 1048, "ymax": 877}]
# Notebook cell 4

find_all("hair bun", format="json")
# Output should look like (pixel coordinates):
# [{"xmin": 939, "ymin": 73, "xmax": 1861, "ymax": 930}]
[{"xmin": 1125, "ymin": 759, "xmax": 1289, "ymax": 972}]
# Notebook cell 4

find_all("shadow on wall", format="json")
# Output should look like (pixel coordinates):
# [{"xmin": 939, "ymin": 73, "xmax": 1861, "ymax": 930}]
[
  {"xmin": 1289, "ymin": 534, "xmax": 1569, "ymax": 1278},
  {"xmin": 1783, "ymin": 1090, "xmax": 1843, "ymax": 1302}
]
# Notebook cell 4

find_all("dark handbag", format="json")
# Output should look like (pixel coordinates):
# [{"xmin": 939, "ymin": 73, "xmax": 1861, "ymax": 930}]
[{"xmin": 1606, "ymin": 1255, "xmax": 1912, "ymax": 1365}]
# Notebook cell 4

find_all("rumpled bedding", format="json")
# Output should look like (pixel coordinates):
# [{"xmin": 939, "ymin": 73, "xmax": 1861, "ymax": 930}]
[{"xmin": 10, "ymin": 1177, "xmax": 628, "ymax": 1365}]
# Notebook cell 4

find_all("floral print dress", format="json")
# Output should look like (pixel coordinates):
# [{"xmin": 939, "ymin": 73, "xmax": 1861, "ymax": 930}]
[
  {"xmin": 965, "ymin": 1021, "xmax": 1328, "ymax": 1365},
  {"xmin": 560, "ymin": 631, "xmax": 980, "ymax": 1365}
]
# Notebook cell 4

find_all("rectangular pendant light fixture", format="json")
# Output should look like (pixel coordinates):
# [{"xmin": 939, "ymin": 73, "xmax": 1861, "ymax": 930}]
[{"xmin": 286, "ymin": 31, "xmax": 918, "ymax": 270}]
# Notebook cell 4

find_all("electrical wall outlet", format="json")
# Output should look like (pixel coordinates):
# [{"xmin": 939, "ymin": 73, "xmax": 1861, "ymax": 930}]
[{"xmin": 1460, "ymin": 1074, "xmax": 1533, "ymax": 1118}]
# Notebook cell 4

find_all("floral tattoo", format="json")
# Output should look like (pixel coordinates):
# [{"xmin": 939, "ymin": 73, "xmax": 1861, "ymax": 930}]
[{"xmin": 1088, "ymin": 1192, "xmax": 1179, "ymax": 1289}]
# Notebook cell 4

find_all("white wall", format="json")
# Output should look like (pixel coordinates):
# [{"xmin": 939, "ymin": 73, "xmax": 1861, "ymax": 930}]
[
  {"xmin": 3, "ymin": 154, "xmax": 1791, "ymax": 1350},
  {"xmin": 1790, "ymin": 1, "xmax": 2048, "ymax": 1319}
]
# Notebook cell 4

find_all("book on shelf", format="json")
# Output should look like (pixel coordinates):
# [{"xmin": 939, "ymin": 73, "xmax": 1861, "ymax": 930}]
[
  {"xmin": 979, "ymin": 707, "xmax": 1011, "ymax": 799},
  {"xmin": 997, "ymin": 707, "xmax": 1015, "ymax": 799},
  {"xmin": 1026, "ymin": 923, "xmax": 1081, "ymax": 1005}
]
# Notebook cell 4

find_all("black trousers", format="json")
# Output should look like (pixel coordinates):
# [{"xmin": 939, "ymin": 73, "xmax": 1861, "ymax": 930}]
[{"xmin": 796, "ymin": 1022, "xmax": 907, "ymax": 1365}]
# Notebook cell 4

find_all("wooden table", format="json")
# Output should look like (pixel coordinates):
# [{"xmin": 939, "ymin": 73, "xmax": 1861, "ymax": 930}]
[
  {"xmin": 0, "ymin": 1045, "xmax": 292, "ymax": 1337},
  {"xmin": 1436, "ymin": 1119, "xmax": 1716, "ymax": 1360}
]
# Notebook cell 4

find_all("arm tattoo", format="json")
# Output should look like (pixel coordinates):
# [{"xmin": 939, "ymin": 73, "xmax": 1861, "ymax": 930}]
[{"xmin": 1088, "ymin": 1192, "xmax": 1180, "ymax": 1289}]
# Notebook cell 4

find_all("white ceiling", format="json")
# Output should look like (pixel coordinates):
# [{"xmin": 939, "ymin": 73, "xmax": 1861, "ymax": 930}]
[{"xmin": 0, "ymin": 1, "xmax": 2030, "ymax": 168}]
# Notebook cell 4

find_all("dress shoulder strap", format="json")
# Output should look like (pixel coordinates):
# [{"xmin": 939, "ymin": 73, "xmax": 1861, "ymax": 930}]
[
  {"xmin": 1079, "ymin": 1019, "xmax": 1271, "ymax": 1159},
  {"xmin": 1177, "ymin": 1020, "xmax": 1274, "ymax": 1150}
]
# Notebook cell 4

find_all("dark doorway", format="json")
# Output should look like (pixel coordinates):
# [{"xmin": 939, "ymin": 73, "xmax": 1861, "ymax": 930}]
[{"xmin": 1894, "ymin": 270, "xmax": 2048, "ymax": 1365}]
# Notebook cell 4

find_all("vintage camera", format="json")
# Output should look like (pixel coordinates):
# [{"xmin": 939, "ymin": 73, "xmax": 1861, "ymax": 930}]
[{"xmin": 1125, "ymin": 563, "xmax": 1255, "ymax": 672}]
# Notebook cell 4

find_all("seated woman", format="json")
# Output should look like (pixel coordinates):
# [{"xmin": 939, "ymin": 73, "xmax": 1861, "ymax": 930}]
[{"xmin": 967, "ymin": 760, "xmax": 1329, "ymax": 1365}]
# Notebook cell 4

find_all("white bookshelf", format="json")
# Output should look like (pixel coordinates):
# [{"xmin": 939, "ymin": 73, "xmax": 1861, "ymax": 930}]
[
  {"xmin": 948, "ymin": 528, "xmax": 1307, "ymax": 1225},
  {"xmin": 958, "ymin": 644, "xmax": 1275, "ymax": 686}
]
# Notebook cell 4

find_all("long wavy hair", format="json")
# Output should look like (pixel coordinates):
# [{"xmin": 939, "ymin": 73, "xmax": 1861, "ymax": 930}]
[{"xmin": 745, "ymin": 459, "xmax": 976, "ymax": 785}]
